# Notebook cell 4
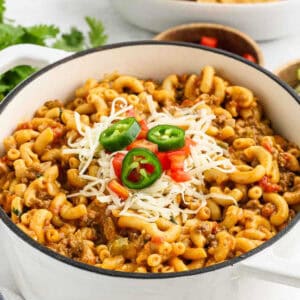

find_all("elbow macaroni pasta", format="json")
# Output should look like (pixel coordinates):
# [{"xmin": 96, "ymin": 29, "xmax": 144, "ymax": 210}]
[{"xmin": 0, "ymin": 66, "xmax": 298, "ymax": 273}]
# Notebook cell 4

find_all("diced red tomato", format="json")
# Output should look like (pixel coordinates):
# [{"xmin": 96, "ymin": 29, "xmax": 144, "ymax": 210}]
[
  {"xmin": 167, "ymin": 169, "xmax": 191, "ymax": 183},
  {"xmin": 51, "ymin": 126, "xmax": 64, "ymax": 143},
  {"xmin": 261, "ymin": 141, "xmax": 273, "ymax": 153},
  {"xmin": 17, "ymin": 122, "xmax": 32, "ymax": 130},
  {"xmin": 167, "ymin": 150, "xmax": 190, "ymax": 182},
  {"xmin": 108, "ymin": 179, "xmax": 129, "ymax": 201},
  {"xmin": 126, "ymin": 109, "xmax": 136, "ymax": 117},
  {"xmin": 243, "ymin": 53, "xmax": 257, "ymax": 63},
  {"xmin": 181, "ymin": 99, "xmax": 194, "ymax": 108},
  {"xmin": 0, "ymin": 155, "xmax": 9, "ymax": 163},
  {"xmin": 259, "ymin": 176, "xmax": 281, "ymax": 193},
  {"xmin": 112, "ymin": 153, "xmax": 125, "ymax": 179},
  {"xmin": 137, "ymin": 120, "xmax": 149, "ymax": 139},
  {"xmin": 167, "ymin": 150, "xmax": 186, "ymax": 170},
  {"xmin": 181, "ymin": 138, "xmax": 196, "ymax": 156},
  {"xmin": 127, "ymin": 139, "xmax": 158, "ymax": 153},
  {"xmin": 200, "ymin": 36, "xmax": 218, "ymax": 48},
  {"xmin": 151, "ymin": 236, "xmax": 164, "ymax": 245},
  {"xmin": 157, "ymin": 152, "xmax": 170, "ymax": 171}
]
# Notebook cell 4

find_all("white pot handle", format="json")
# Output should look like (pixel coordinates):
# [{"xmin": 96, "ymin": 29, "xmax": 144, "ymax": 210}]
[
  {"xmin": 239, "ymin": 222, "xmax": 300, "ymax": 287},
  {"xmin": 0, "ymin": 44, "xmax": 70, "ymax": 74}
]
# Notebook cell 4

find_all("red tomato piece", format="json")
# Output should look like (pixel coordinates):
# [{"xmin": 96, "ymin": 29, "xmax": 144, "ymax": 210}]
[
  {"xmin": 112, "ymin": 153, "xmax": 125, "ymax": 179},
  {"xmin": 151, "ymin": 236, "xmax": 164, "ymax": 245},
  {"xmin": 166, "ymin": 150, "xmax": 191, "ymax": 182},
  {"xmin": 127, "ymin": 139, "xmax": 158, "ymax": 153},
  {"xmin": 167, "ymin": 150, "xmax": 186, "ymax": 170},
  {"xmin": 126, "ymin": 109, "xmax": 136, "ymax": 117},
  {"xmin": 168, "ymin": 169, "xmax": 191, "ymax": 183},
  {"xmin": 181, "ymin": 138, "xmax": 196, "ymax": 156},
  {"xmin": 137, "ymin": 120, "xmax": 149, "ymax": 139},
  {"xmin": 200, "ymin": 36, "xmax": 218, "ymax": 48},
  {"xmin": 108, "ymin": 179, "xmax": 129, "ymax": 201},
  {"xmin": 51, "ymin": 126, "xmax": 64, "ymax": 143},
  {"xmin": 0, "ymin": 156, "xmax": 9, "ymax": 163},
  {"xmin": 17, "ymin": 122, "xmax": 32, "ymax": 130},
  {"xmin": 157, "ymin": 152, "xmax": 170, "ymax": 171},
  {"xmin": 243, "ymin": 53, "xmax": 257, "ymax": 63},
  {"xmin": 259, "ymin": 176, "xmax": 281, "ymax": 193}
]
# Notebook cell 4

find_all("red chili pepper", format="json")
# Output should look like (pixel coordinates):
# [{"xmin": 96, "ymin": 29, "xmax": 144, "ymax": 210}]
[
  {"xmin": 261, "ymin": 141, "xmax": 273, "ymax": 153},
  {"xmin": 243, "ymin": 53, "xmax": 257, "ymax": 63},
  {"xmin": 127, "ymin": 139, "xmax": 158, "ymax": 153},
  {"xmin": 259, "ymin": 176, "xmax": 281, "ymax": 193},
  {"xmin": 137, "ymin": 120, "xmax": 149, "ymax": 139},
  {"xmin": 108, "ymin": 179, "xmax": 129, "ymax": 200},
  {"xmin": 112, "ymin": 153, "xmax": 125, "ymax": 179},
  {"xmin": 200, "ymin": 36, "xmax": 218, "ymax": 48}
]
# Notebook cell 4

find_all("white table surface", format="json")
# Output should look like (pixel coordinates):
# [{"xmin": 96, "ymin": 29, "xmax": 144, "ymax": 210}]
[{"xmin": 1, "ymin": 0, "xmax": 300, "ymax": 299}]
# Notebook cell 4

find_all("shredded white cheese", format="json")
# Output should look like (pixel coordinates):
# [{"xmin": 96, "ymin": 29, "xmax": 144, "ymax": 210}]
[{"xmin": 63, "ymin": 95, "xmax": 236, "ymax": 222}]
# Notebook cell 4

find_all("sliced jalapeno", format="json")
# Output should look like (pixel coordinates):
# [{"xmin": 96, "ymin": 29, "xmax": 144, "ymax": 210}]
[
  {"xmin": 147, "ymin": 125, "xmax": 185, "ymax": 152},
  {"xmin": 121, "ymin": 148, "xmax": 162, "ymax": 189},
  {"xmin": 100, "ymin": 117, "xmax": 141, "ymax": 152}
]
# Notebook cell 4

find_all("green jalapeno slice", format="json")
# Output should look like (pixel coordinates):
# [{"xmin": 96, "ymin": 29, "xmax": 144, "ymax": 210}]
[
  {"xmin": 121, "ymin": 148, "xmax": 162, "ymax": 189},
  {"xmin": 99, "ymin": 117, "xmax": 141, "ymax": 152},
  {"xmin": 147, "ymin": 125, "xmax": 185, "ymax": 152}
]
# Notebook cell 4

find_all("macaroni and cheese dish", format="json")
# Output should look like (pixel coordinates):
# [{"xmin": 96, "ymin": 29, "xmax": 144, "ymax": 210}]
[
  {"xmin": 188, "ymin": 0, "xmax": 277, "ymax": 3},
  {"xmin": 0, "ymin": 66, "xmax": 299, "ymax": 273}
]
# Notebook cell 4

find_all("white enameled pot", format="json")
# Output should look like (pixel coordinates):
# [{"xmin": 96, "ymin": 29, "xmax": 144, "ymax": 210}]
[
  {"xmin": 0, "ymin": 42, "xmax": 299, "ymax": 300},
  {"xmin": 111, "ymin": 0, "xmax": 300, "ymax": 41}
]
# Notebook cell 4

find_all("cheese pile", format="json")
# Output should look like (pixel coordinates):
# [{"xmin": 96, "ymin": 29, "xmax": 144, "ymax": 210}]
[{"xmin": 64, "ymin": 96, "xmax": 236, "ymax": 222}]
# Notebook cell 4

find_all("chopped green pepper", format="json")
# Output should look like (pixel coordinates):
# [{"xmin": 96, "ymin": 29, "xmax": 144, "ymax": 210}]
[
  {"xmin": 100, "ymin": 117, "xmax": 141, "ymax": 152},
  {"xmin": 121, "ymin": 148, "xmax": 162, "ymax": 189},
  {"xmin": 147, "ymin": 125, "xmax": 185, "ymax": 152}
]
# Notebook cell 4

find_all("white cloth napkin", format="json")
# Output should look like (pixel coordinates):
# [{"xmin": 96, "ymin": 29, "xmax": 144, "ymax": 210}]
[{"xmin": 0, "ymin": 288, "xmax": 23, "ymax": 300}]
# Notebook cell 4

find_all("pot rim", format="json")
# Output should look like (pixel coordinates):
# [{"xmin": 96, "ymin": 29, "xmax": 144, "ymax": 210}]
[{"xmin": 0, "ymin": 40, "xmax": 299, "ymax": 279}]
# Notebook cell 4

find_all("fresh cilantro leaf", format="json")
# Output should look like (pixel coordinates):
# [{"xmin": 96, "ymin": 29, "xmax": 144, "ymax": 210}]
[
  {"xmin": 85, "ymin": 16, "xmax": 107, "ymax": 48},
  {"xmin": 12, "ymin": 207, "xmax": 21, "ymax": 217},
  {"xmin": 0, "ymin": 65, "xmax": 36, "ymax": 101},
  {"xmin": 0, "ymin": 0, "xmax": 5, "ymax": 23},
  {"xmin": 0, "ymin": 23, "xmax": 24, "ymax": 49},
  {"xmin": 22, "ymin": 24, "xmax": 59, "ymax": 45},
  {"xmin": 53, "ymin": 27, "xmax": 84, "ymax": 52},
  {"xmin": 0, "ymin": 1, "xmax": 108, "ymax": 97}
]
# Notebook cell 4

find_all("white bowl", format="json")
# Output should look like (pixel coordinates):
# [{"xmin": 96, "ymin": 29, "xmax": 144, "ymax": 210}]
[
  {"xmin": 0, "ymin": 42, "xmax": 300, "ymax": 300},
  {"xmin": 111, "ymin": 0, "xmax": 300, "ymax": 41}
]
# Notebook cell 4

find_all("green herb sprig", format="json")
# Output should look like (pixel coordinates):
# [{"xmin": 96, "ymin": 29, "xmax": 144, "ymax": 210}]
[{"xmin": 0, "ymin": 0, "xmax": 107, "ymax": 100}]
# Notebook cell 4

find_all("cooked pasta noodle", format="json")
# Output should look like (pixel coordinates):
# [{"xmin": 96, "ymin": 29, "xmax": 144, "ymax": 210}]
[{"xmin": 0, "ymin": 66, "xmax": 298, "ymax": 273}]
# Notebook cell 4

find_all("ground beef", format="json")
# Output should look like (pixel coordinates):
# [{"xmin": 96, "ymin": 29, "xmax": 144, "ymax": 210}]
[
  {"xmin": 235, "ymin": 118, "xmax": 273, "ymax": 141},
  {"xmin": 279, "ymin": 172, "xmax": 295, "ymax": 192}
]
